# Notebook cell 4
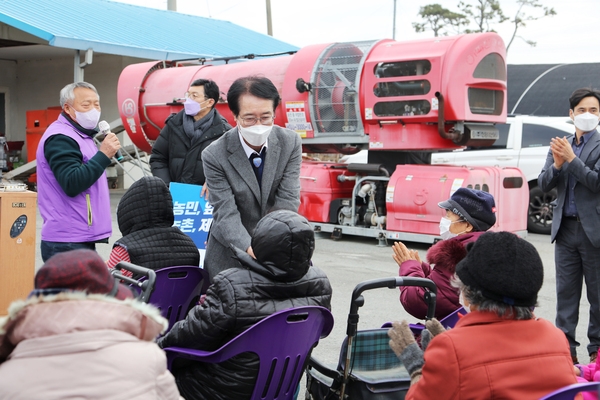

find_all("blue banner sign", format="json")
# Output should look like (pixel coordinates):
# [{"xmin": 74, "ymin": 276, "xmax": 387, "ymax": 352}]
[{"xmin": 169, "ymin": 182, "xmax": 213, "ymax": 266}]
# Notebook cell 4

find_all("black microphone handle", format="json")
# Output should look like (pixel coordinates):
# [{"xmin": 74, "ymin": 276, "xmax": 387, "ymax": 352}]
[{"xmin": 115, "ymin": 149, "xmax": 124, "ymax": 161}]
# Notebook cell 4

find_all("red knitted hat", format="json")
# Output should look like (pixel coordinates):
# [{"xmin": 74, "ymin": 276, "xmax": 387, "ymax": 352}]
[{"xmin": 34, "ymin": 249, "xmax": 133, "ymax": 300}]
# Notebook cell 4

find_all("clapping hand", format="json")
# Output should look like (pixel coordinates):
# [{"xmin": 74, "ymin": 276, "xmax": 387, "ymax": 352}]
[
  {"xmin": 392, "ymin": 241, "xmax": 421, "ymax": 266},
  {"xmin": 420, "ymin": 318, "xmax": 446, "ymax": 351},
  {"xmin": 388, "ymin": 320, "xmax": 424, "ymax": 384},
  {"xmin": 550, "ymin": 136, "xmax": 576, "ymax": 169}
]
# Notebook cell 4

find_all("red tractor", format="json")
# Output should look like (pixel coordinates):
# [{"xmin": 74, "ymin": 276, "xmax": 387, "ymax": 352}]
[{"xmin": 117, "ymin": 32, "xmax": 528, "ymax": 244}]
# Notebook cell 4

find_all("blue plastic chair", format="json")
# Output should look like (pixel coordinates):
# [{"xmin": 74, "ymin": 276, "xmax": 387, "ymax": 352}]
[
  {"xmin": 165, "ymin": 306, "xmax": 334, "ymax": 400},
  {"xmin": 113, "ymin": 263, "xmax": 209, "ymax": 331},
  {"xmin": 539, "ymin": 382, "xmax": 600, "ymax": 399}
]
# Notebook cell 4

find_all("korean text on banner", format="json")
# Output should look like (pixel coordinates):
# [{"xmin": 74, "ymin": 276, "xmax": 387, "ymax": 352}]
[{"xmin": 169, "ymin": 182, "xmax": 212, "ymax": 267}]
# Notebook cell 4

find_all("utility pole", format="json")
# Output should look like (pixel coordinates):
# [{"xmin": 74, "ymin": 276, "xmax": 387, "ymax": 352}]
[
  {"xmin": 167, "ymin": 0, "xmax": 176, "ymax": 11},
  {"xmin": 266, "ymin": 0, "xmax": 273, "ymax": 36},
  {"xmin": 393, "ymin": 0, "xmax": 397, "ymax": 40}
]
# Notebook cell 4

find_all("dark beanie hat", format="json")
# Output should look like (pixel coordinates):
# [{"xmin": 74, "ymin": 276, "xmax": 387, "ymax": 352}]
[
  {"xmin": 455, "ymin": 231, "xmax": 543, "ymax": 307},
  {"xmin": 33, "ymin": 249, "xmax": 134, "ymax": 300},
  {"xmin": 438, "ymin": 188, "xmax": 496, "ymax": 231}
]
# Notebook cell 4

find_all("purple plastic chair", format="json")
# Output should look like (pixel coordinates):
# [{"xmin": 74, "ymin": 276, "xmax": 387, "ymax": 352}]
[
  {"xmin": 112, "ymin": 263, "xmax": 209, "ymax": 331},
  {"xmin": 408, "ymin": 306, "xmax": 467, "ymax": 335},
  {"xmin": 539, "ymin": 382, "xmax": 600, "ymax": 400},
  {"xmin": 149, "ymin": 266, "xmax": 209, "ymax": 331},
  {"xmin": 380, "ymin": 306, "xmax": 466, "ymax": 334},
  {"xmin": 164, "ymin": 306, "xmax": 334, "ymax": 400}
]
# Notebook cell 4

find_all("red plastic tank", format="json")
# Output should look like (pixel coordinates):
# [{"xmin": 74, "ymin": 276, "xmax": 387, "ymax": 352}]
[
  {"xmin": 298, "ymin": 161, "xmax": 357, "ymax": 223},
  {"xmin": 385, "ymin": 165, "xmax": 527, "ymax": 235}
]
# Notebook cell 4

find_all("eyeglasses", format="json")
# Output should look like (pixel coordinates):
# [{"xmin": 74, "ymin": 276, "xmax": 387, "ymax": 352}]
[
  {"xmin": 239, "ymin": 115, "xmax": 275, "ymax": 126},
  {"xmin": 184, "ymin": 92, "xmax": 207, "ymax": 101}
]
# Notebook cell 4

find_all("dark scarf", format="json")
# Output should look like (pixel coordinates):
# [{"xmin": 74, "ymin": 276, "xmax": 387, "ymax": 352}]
[{"xmin": 183, "ymin": 108, "xmax": 216, "ymax": 144}]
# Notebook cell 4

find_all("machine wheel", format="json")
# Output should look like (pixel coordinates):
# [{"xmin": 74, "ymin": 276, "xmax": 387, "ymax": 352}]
[
  {"xmin": 527, "ymin": 185, "xmax": 556, "ymax": 235},
  {"xmin": 336, "ymin": 208, "xmax": 343, "ymax": 225}
]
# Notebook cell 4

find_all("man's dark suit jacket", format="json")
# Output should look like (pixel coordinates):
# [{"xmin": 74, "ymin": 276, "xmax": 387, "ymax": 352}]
[{"xmin": 538, "ymin": 130, "xmax": 600, "ymax": 247}]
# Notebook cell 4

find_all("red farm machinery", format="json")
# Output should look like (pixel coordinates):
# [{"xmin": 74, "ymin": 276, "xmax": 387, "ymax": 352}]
[{"xmin": 117, "ymin": 32, "xmax": 528, "ymax": 244}]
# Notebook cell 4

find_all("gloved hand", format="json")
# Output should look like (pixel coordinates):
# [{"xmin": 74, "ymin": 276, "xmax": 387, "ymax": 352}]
[
  {"xmin": 420, "ymin": 318, "xmax": 446, "ymax": 351},
  {"xmin": 388, "ymin": 320, "xmax": 424, "ymax": 384}
]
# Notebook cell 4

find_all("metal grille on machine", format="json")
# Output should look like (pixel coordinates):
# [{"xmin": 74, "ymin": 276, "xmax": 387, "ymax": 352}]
[{"xmin": 310, "ymin": 41, "xmax": 376, "ymax": 137}]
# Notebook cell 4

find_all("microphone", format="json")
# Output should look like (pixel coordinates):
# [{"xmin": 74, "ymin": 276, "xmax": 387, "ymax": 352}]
[{"xmin": 98, "ymin": 120, "xmax": 123, "ymax": 161}]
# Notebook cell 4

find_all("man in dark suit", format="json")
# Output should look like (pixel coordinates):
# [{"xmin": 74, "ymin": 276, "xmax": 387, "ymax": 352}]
[
  {"xmin": 538, "ymin": 87, "xmax": 600, "ymax": 364},
  {"xmin": 202, "ymin": 76, "xmax": 302, "ymax": 280}
]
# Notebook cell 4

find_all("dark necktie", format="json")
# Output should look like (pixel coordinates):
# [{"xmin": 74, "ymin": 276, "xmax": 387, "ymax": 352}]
[{"xmin": 249, "ymin": 148, "xmax": 266, "ymax": 186}]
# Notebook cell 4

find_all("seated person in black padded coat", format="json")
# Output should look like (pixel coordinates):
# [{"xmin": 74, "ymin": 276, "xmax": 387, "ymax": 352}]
[{"xmin": 157, "ymin": 209, "xmax": 332, "ymax": 400}]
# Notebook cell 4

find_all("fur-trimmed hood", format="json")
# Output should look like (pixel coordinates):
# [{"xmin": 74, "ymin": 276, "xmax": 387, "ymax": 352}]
[
  {"xmin": 426, "ymin": 232, "xmax": 484, "ymax": 275},
  {"xmin": 0, "ymin": 292, "xmax": 168, "ymax": 362}
]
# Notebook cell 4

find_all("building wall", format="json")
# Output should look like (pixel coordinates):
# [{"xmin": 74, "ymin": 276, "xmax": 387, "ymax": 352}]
[{"xmin": 0, "ymin": 59, "xmax": 18, "ymax": 140}]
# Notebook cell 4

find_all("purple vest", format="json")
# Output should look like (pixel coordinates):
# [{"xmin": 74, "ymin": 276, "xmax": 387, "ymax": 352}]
[{"xmin": 37, "ymin": 114, "xmax": 112, "ymax": 242}]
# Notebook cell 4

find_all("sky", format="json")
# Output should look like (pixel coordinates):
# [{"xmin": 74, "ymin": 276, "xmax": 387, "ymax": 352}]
[{"xmin": 115, "ymin": 0, "xmax": 600, "ymax": 65}]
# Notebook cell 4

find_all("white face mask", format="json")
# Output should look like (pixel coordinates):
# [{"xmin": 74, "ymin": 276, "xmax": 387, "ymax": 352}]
[
  {"xmin": 74, "ymin": 108, "xmax": 101, "ymax": 130},
  {"xmin": 573, "ymin": 112, "xmax": 599, "ymax": 132},
  {"xmin": 239, "ymin": 124, "xmax": 273, "ymax": 147},
  {"xmin": 459, "ymin": 290, "xmax": 471, "ymax": 313},
  {"xmin": 439, "ymin": 217, "xmax": 464, "ymax": 240}
]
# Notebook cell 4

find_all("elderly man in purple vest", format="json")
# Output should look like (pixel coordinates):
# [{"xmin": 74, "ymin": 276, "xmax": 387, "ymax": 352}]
[{"xmin": 37, "ymin": 82, "xmax": 121, "ymax": 262}]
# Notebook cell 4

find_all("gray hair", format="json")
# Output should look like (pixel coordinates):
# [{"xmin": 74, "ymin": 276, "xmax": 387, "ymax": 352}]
[
  {"xmin": 451, "ymin": 274, "xmax": 535, "ymax": 320},
  {"xmin": 59, "ymin": 82, "xmax": 99, "ymax": 107}
]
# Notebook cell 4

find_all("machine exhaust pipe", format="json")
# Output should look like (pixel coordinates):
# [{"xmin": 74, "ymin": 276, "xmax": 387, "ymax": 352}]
[{"xmin": 435, "ymin": 92, "xmax": 461, "ymax": 143}]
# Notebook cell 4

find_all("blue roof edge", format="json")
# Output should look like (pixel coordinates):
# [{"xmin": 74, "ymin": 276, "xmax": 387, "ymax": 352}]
[
  {"xmin": 50, "ymin": 36, "xmax": 221, "ymax": 60},
  {"xmin": 0, "ymin": 13, "xmax": 54, "ymax": 41}
]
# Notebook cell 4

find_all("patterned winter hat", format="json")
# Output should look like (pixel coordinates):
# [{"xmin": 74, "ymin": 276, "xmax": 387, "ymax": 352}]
[
  {"xmin": 33, "ymin": 249, "xmax": 133, "ymax": 300},
  {"xmin": 438, "ymin": 188, "xmax": 496, "ymax": 231}
]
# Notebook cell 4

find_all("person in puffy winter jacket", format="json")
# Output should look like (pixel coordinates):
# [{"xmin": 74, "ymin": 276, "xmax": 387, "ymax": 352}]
[
  {"xmin": 157, "ymin": 209, "xmax": 332, "ymax": 400},
  {"xmin": 0, "ymin": 249, "xmax": 182, "ymax": 400},
  {"xmin": 392, "ymin": 188, "xmax": 496, "ymax": 320},
  {"xmin": 106, "ymin": 176, "xmax": 200, "ymax": 277},
  {"xmin": 575, "ymin": 356, "xmax": 600, "ymax": 399}
]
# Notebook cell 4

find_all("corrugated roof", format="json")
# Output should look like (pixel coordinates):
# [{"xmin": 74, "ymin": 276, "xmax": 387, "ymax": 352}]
[{"xmin": 0, "ymin": 0, "xmax": 298, "ymax": 60}]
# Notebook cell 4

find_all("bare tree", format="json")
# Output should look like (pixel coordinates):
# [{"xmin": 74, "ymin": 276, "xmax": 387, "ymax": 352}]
[
  {"xmin": 505, "ymin": 0, "xmax": 556, "ymax": 51},
  {"xmin": 412, "ymin": 0, "xmax": 556, "ymax": 53},
  {"xmin": 459, "ymin": 0, "xmax": 508, "ymax": 33},
  {"xmin": 413, "ymin": 4, "xmax": 468, "ymax": 37}
]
